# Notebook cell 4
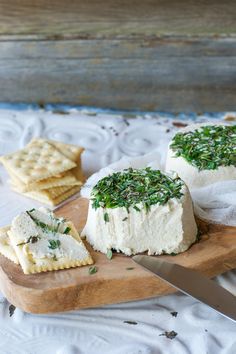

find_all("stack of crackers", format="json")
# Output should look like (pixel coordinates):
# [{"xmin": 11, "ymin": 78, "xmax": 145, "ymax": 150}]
[{"xmin": 0, "ymin": 138, "xmax": 84, "ymax": 206}]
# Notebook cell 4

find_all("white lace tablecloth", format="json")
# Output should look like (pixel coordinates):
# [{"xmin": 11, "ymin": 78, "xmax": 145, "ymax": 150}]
[{"xmin": 0, "ymin": 108, "xmax": 235, "ymax": 354}]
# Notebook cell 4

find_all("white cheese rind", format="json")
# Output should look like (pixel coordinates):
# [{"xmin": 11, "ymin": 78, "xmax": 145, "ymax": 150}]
[
  {"xmin": 166, "ymin": 149, "xmax": 236, "ymax": 189},
  {"xmin": 165, "ymin": 123, "xmax": 236, "ymax": 189},
  {"xmin": 82, "ymin": 184, "xmax": 197, "ymax": 256}
]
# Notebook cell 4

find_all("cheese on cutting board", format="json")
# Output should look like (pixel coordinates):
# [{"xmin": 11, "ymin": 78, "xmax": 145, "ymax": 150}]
[
  {"xmin": 82, "ymin": 168, "xmax": 198, "ymax": 256},
  {"xmin": 166, "ymin": 123, "xmax": 236, "ymax": 189}
]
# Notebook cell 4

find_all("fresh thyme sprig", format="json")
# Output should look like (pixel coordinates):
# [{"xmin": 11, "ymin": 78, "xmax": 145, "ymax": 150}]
[
  {"xmin": 91, "ymin": 168, "xmax": 184, "ymax": 212},
  {"xmin": 104, "ymin": 212, "xmax": 109, "ymax": 223},
  {"xmin": 63, "ymin": 226, "xmax": 71, "ymax": 234},
  {"xmin": 26, "ymin": 210, "xmax": 69, "ymax": 234},
  {"xmin": 26, "ymin": 211, "xmax": 56, "ymax": 233},
  {"xmin": 89, "ymin": 266, "xmax": 98, "ymax": 275},
  {"xmin": 170, "ymin": 125, "xmax": 236, "ymax": 170},
  {"xmin": 106, "ymin": 249, "xmax": 113, "ymax": 260}
]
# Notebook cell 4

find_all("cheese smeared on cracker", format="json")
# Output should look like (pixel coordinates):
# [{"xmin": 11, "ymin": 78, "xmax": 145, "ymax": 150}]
[
  {"xmin": 5, "ymin": 208, "xmax": 93, "ymax": 274},
  {"xmin": 0, "ymin": 226, "xmax": 19, "ymax": 264}
]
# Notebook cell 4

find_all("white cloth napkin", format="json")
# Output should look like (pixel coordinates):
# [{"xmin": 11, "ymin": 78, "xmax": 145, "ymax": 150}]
[
  {"xmin": 191, "ymin": 180, "xmax": 236, "ymax": 226},
  {"xmin": 81, "ymin": 151, "xmax": 236, "ymax": 226}
]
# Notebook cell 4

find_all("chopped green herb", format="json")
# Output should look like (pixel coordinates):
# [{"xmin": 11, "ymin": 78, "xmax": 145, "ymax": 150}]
[
  {"xmin": 122, "ymin": 217, "xmax": 128, "ymax": 221},
  {"xmin": 9, "ymin": 304, "xmax": 16, "ymax": 317},
  {"xmin": 91, "ymin": 168, "xmax": 184, "ymax": 212},
  {"xmin": 26, "ymin": 211, "xmax": 64, "ymax": 234},
  {"xmin": 52, "ymin": 255, "xmax": 58, "ymax": 261},
  {"xmin": 161, "ymin": 250, "xmax": 177, "ymax": 256},
  {"xmin": 48, "ymin": 239, "xmax": 61, "ymax": 250},
  {"xmin": 106, "ymin": 249, "xmax": 113, "ymax": 260},
  {"xmin": 104, "ymin": 212, "xmax": 109, "ymax": 223},
  {"xmin": 170, "ymin": 125, "xmax": 236, "ymax": 170},
  {"xmin": 89, "ymin": 266, "xmax": 98, "ymax": 275},
  {"xmin": 17, "ymin": 235, "xmax": 40, "ymax": 246},
  {"xmin": 55, "ymin": 222, "xmax": 60, "ymax": 233},
  {"xmin": 27, "ymin": 211, "xmax": 50, "ymax": 231},
  {"xmin": 196, "ymin": 229, "xmax": 202, "ymax": 242},
  {"xmin": 63, "ymin": 226, "xmax": 71, "ymax": 234},
  {"xmin": 28, "ymin": 208, "xmax": 35, "ymax": 212},
  {"xmin": 159, "ymin": 330, "xmax": 178, "ymax": 340},
  {"xmin": 29, "ymin": 236, "xmax": 39, "ymax": 244},
  {"xmin": 126, "ymin": 267, "xmax": 134, "ymax": 270},
  {"xmin": 170, "ymin": 311, "xmax": 178, "ymax": 317},
  {"xmin": 123, "ymin": 320, "xmax": 138, "ymax": 325}
]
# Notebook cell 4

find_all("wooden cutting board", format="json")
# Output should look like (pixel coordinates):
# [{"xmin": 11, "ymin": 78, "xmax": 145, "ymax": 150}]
[{"xmin": 0, "ymin": 197, "xmax": 236, "ymax": 314}]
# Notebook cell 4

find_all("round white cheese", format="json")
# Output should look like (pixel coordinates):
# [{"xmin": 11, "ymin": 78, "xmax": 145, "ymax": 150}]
[
  {"xmin": 165, "ymin": 123, "xmax": 236, "ymax": 189},
  {"xmin": 82, "ymin": 176, "xmax": 197, "ymax": 256}
]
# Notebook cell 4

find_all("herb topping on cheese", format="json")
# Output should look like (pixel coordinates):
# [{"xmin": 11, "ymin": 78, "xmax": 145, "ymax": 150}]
[
  {"xmin": 91, "ymin": 168, "xmax": 184, "ymax": 218},
  {"xmin": 170, "ymin": 125, "xmax": 236, "ymax": 170}
]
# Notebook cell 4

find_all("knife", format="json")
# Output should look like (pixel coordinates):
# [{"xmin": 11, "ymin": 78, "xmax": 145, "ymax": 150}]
[{"xmin": 133, "ymin": 255, "xmax": 236, "ymax": 323}]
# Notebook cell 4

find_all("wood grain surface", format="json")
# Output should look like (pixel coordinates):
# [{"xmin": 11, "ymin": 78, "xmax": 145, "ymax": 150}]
[
  {"xmin": 0, "ymin": 0, "xmax": 235, "ymax": 111},
  {"xmin": 0, "ymin": 0, "xmax": 235, "ymax": 37},
  {"xmin": 0, "ymin": 38, "xmax": 235, "ymax": 112},
  {"xmin": 0, "ymin": 197, "xmax": 235, "ymax": 314}
]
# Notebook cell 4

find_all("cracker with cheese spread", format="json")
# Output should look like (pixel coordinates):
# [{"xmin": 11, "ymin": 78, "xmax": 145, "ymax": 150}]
[
  {"xmin": 8, "ymin": 208, "xmax": 93, "ymax": 274},
  {"xmin": 0, "ymin": 226, "xmax": 19, "ymax": 264}
]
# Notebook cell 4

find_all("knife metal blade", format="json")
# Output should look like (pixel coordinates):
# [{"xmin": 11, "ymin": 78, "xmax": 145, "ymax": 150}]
[{"xmin": 133, "ymin": 255, "xmax": 236, "ymax": 323}]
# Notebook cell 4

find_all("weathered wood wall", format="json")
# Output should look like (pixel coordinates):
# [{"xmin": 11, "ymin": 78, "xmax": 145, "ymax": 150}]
[{"xmin": 0, "ymin": 0, "xmax": 235, "ymax": 111}]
